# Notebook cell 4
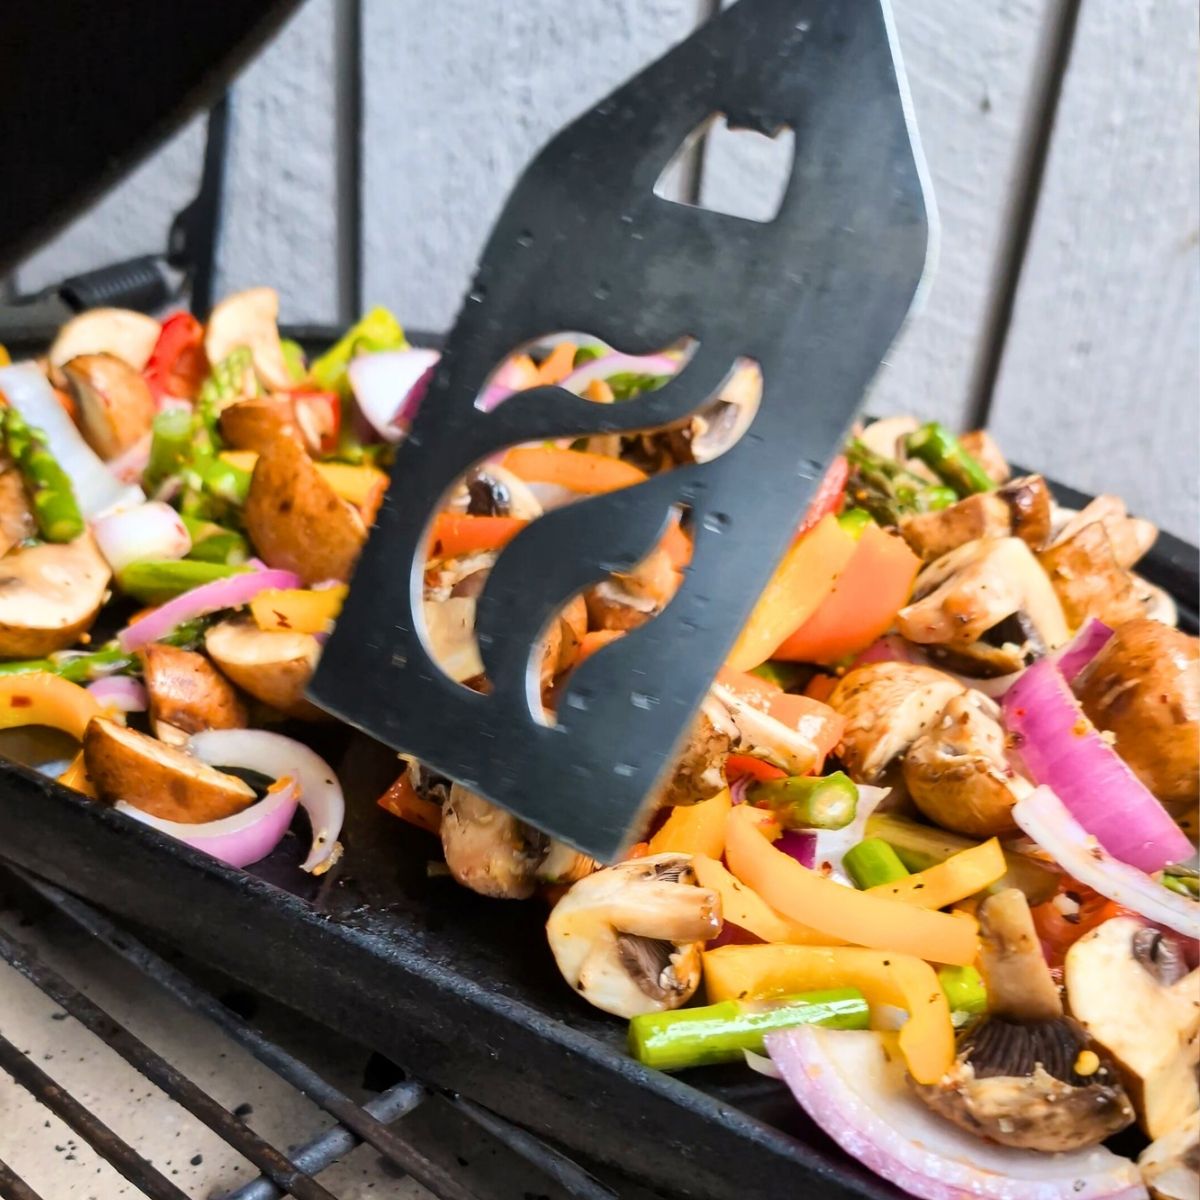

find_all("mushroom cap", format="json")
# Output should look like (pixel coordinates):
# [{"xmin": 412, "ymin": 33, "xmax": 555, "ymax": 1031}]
[
  {"xmin": 204, "ymin": 615, "xmax": 322, "ymax": 718},
  {"xmin": 0, "ymin": 535, "xmax": 111, "ymax": 657},
  {"xmin": 915, "ymin": 1015, "xmax": 1135, "ymax": 1152},
  {"xmin": 441, "ymin": 783, "xmax": 545, "ymax": 899},
  {"xmin": 48, "ymin": 308, "xmax": 160, "ymax": 372},
  {"xmin": 828, "ymin": 662, "xmax": 965, "ymax": 782},
  {"xmin": 204, "ymin": 286, "xmax": 293, "ymax": 390},
  {"xmin": 62, "ymin": 353, "xmax": 156, "ymax": 460},
  {"xmin": 140, "ymin": 643, "xmax": 247, "ymax": 745}
]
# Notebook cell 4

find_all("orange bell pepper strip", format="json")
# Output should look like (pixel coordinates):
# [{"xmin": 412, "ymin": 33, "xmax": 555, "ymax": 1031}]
[
  {"xmin": 377, "ymin": 773, "xmax": 442, "ymax": 835},
  {"xmin": 868, "ymin": 838, "xmax": 1006, "ymax": 910},
  {"xmin": 0, "ymin": 674, "xmax": 104, "ymax": 742},
  {"xmin": 648, "ymin": 789, "xmax": 732, "ymax": 859},
  {"xmin": 724, "ymin": 754, "xmax": 788, "ymax": 784},
  {"xmin": 251, "ymin": 586, "xmax": 347, "ymax": 634},
  {"xmin": 429, "ymin": 513, "xmax": 528, "ymax": 558},
  {"xmin": 503, "ymin": 446, "xmax": 646, "ymax": 494},
  {"xmin": 660, "ymin": 518, "xmax": 692, "ymax": 571},
  {"xmin": 536, "ymin": 342, "xmax": 577, "ymax": 385},
  {"xmin": 774, "ymin": 524, "xmax": 920, "ymax": 664},
  {"xmin": 726, "ymin": 515, "xmax": 857, "ymax": 671},
  {"xmin": 574, "ymin": 629, "xmax": 626, "ymax": 666},
  {"xmin": 583, "ymin": 379, "xmax": 615, "ymax": 403},
  {"xmin": 724, "ymin": 806, "xmax": 979, "ymax": 965},
  {"xmin": 702, "ymin": 943, "xmax": 954, "ymax": 1085},
  {"xmin": 57, "ymin": 751, "xmax": 96, "ymax": 798},
  {"xmin": 693, "ymin": 855, "xmax": 842, "ymax": 946}
]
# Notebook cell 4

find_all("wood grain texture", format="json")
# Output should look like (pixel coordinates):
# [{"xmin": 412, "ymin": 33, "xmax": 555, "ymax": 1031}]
[
  {"xmin": 700, "ymin": 0, "xmax": 1050, "ymax": 429},
  {"xmin": 13, "ymin": 118, "xmax": 206, "ymax": 295},
  {"xmin": 214, "ymin": 0, "xmax": 341, "ymax": 324},
  {"xmin": 989, "ymin": 0, "xmax": 1198, "ymax": 538},
  {"xmin": 360, "ymin": 0, "xmax": 705, "ymax": 334}
]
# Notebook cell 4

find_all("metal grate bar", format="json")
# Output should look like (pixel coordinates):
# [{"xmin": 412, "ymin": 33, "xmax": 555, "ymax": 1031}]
[
  {"xmin": 0, "ymin": 1032, "xmax": 189, "ymax": 1200},
  {"xmin": 0, "ymin": 1156, "xmax": 47, "ymax": 1200},
  {"xmin": 16, "ymin": 873, "xmax": 475, "ymax": 1200},
  {"xmin": 0, "ymin": 927, "xmax": 337, "ymax": 1200},
  {"xmin": 220, "ymin": 1082, "xmax": 423, "ymax": 1200}
]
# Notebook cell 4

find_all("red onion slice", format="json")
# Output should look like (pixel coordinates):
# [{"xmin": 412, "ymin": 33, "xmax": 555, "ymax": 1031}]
[
  {"xmin": 766, "ymin": 1026, "xmax": 1146, "ymax": 1200},
  {"xmin": 117, "ymin": 776, "xmax": 299, "ymax": 870},
  {"xmin": 86, "ymin": 676, "xmax": 148, "ymax": 715},
  {"xmin": 1054, "ymin": 618, "xmax": 1113, "ymax": 683},
  {"xmin": 1003, "ymin": 658, "xmax": 1191, "ymax": 872},
  {"xmin": 348, "ymin": 348, "xmax": 439, "ymax": 442},
  {"xmin": 92, "ymin": 501, "xmax": 192, "ymax": 574},
  {"xmin": 117, "ymin": 568, "xmax": 301, "ymax": 652},
  {"xmin": 556, "ymin": 352, "xmax": 679, "ymax": 396},
  {"xmin": 188, "ymin": 729, "xmax": 344, "ymax": 874},
  {"xmin": 775, "ymin": 829, "xmax": 817, "ymax": 869},
  {"xmin": 1013, "ymin": 786, "xmax": 1198, "ymax": 939}
]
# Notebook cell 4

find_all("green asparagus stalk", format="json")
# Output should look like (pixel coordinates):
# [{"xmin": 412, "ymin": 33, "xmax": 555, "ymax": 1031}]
[
  {"xmin": 747, "ymin": 771, "xmax": 858, "ymax": 831},
  {"xmin": 748, "ymin": 661, "xmax": 811, "ymax": 691},
  {"xmin": 180, "ymin": 515, "xmax": 249, "ymax": 565},
  {"xmin": 197, "ymin": 346, "xmax": 258, "ymax": 432},
  {"xmin": 865, "ymin": 812, "xmax": 1059, "ymax": 905},
  {"xmin": 0, "ymin": 619, "xmax": 209, "ymax": 682},
  {"xmin": 628, "ymin": 988, "xmax": 870, "ymax": 1071},
  {"xmin": 938, "ymin": 965, "xmax": 988, "ymax": 1018},
  {"xmin": 2, "ymin": 409, "xmax": 85, "ymax": 543},
  {"xmin": 145, "ymin": 407, "xmax": 198, "ymax": 490},
  {"xmin": 904, "ymin": 422, "xmax": 995, "ymax": 496},
  {"xmin": 845, "ymin": 437, "xmax": 957, "ymax": 526},
  {"xmin": 844, "ymin": 838, "xmax": 910, "ymax": 889},
  {"xmin": 835, "ymin": 507, "xmax": 874, "ymax": 539},
  {"xmin": 117, "ymin": 560, "xmax": 251, "ymax": 605},
  {"xmin": 1162, "ymin": 865, "xmax": 1199, "ymax": 899}
]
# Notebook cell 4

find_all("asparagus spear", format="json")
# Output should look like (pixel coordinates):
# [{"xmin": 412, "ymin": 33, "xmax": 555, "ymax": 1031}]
[
  {"xmin": 904, "ymin": 422, "xmax": 995, "ymax": 496},
  {"xmin": 180, "ymin": 515, "xmax": 249, "ymax": 565},
  {"xmin": 2, "ymin": 408, "xmax": 85, "ymax": 543},
  {"xmin": 628, "ymin": 988, "xmax": 869, "ymax": 1071},
  {"xmin": 117, "ymin": 559, "xmax": 251, "ymax": 605},
  {"xmin": 938, "ymin": 965, "xmax": 988, "ymax": 1019},
  {"xmin": 0, "ymin": 619, "xmax": 209, "ymax": 682},
  {"xmin": 844, "ymin": 838, "xmax": 911, "ymax": 889},
  {"xmin": 747, "ymin": 771, "xmax": 858, "ymax": 831},
  {"xmin": 197, "ymin": 346, "xmax": 258, "ymax": 432},
  {"xmin": 845, "ymin": 437, "xmax": 956, "ymax": 526}
]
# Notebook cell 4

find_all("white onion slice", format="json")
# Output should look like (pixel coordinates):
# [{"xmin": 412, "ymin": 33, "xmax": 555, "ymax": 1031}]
[
  {"xmin": 0, "ymin": 363, "xmax": 144, "ymax": 516},
  {"xmin": 766, "ymin": 1027, "xmax": 1147, "ymax": 1200},
  {"xmin": 742, "ymin": 1048, "xmax": 782, "ymax": 1079},
  {"xmin": 91, "ymin": 501, "xmax": 192, "ymax": 574},
  {"xmin": 187, "ymin": 729, "xmax": 344, "ymax": 874},
  {"xmin": 117, "ymin": 777, "xmax": 299, "ymax": 870},
  {"xmin": 1013, "ymin": 786, "xmax": 1199, "ymax": 938}
]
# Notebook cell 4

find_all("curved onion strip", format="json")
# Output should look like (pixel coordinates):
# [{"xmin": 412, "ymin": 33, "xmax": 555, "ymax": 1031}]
[
  {"xmin": 1013, "ymin": 786, "xmax": 1198, "ymax": 939},
  {"xmin": 1003, "ymin": 658, "xmax": 1191, "ymax": 872},
  {"xmin": 766, "ymin": 1026, "xmax": 1146, "ymax": 1200},
  {"xmin": 556, "ymin": 352, "xmax": 679, "ymax": 396},
  {"xmin": 92, "ymin": 501, "xmax": 191, "ymax": 574},
  {"xmin": 188, "ymin": 729, "xmax": 344, "ymax": 874},
  {"xmin": 348, "ymin": 348, "xmax": 439, "ymax": 442},
  {"xmin": 117, "ymin": 568, "xmax": 301, "ymax": 652},
  {"xmin": 86, "ymin": 676, "xmax": 147, "ymax": 714},
  {"xmin": 0, "ymin": 363, "xmax": 144, "ymax": 516},
  {"xmin": 116, "ymin": 777, "xmax": 299, "ymax": 870}
]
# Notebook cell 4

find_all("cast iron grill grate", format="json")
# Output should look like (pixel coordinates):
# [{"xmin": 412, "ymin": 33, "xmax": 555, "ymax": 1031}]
[{"xmin": 0, "ymin": 865, "xmax": 616, "ymax": 1200}]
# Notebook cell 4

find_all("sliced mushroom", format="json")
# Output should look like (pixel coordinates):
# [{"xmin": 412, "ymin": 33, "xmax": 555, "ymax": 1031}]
[
  {"xmin": 1038, "ymin": 521, "xmax": 1149, "ymax": 629},
  {"xmin": 441, "ymin": 783, "xmax": 547, "ymax": 899},
  {"xmin": 1074, "ymin": 619, "xmax": 1199, "ymax": 815},
  {"xmin": 899, "ymin": 537, "xmax": 1069, "ymax": 654},
  {"xmin": 1053, "ymin": 494, "xmax": 1157, "ymax": 570},
  {"xmin": 204, "ymin": 287, "xmax": 293, "ymax": 390},
  {"xmin": 204, "ymin": 616, "xmax": 323, "ymax": 718},
  {"xmin": 655, "ymin": 701, "xmax": 734, "ymax": 806},
  {"xmin": 1065, "ymin": 917, "xmax": 1200, "ymax": 1139},
  {"xmin": 218, "ymin": 396, "xmax": 301, "ymax": 455},
  {"xmin": 0, "ymin": 464, "xmax": 36, "ymax": 557},
  {"xmin": 0, "ymin": 535, "xmax": 111, "ymax": 657},
  {"xmin": 83, "ymin": 717, "xmax": 255, "ymax": 823},
  {"xmin": 999, "ymin": 474, "xmax": 1054, "ymax": 550},
  {"xmin": 667, "ymin": 361, "xmax": 762, "ymax": 464},
  {"xmin": 140, "ymin": 644, "xmax": 247, "ymax": 746},
  {"xmin": 914, "ymin": 1014, "xmax": 1134, "ymax": 1151},
  {"xmin": 903, "ymin": 692, "xmax": 1029, "ymax": 837},
  {"xmin": 463, "ymin": 463, "xmax": 544, "ymax": 520},
  {"xmin": 857, "ymin": 415, "xmax": 921, "ymax": 465},
  {"xmin": 422, "ymin": 597, "xmax": 485, "ymax": 683},
  {"xmin": 48, "ymin": 308, "xmax": 161, "ymax": 373},
  {"xmin": 958, "ymin": 429, "xmax": 1011, "ymax": 485},
  {"xmin": 1139, "ymin": 1111, "xmax": 1200, "ymax": 1200},
  {"xmin": 585, "ymin": 545, "xmax": 681, "ymax": 632},
  {"xmin": 827, "ymin": 662, "xmax": 965, "ymax": 782},
  {"xmin": 976, "ymin": 888, "xmax": 1063, "ymax": 1022},
  {"xmin": 707, "ymin": 680, "xmax": 821, "ymax": 777},
  {"xmin": 243, "ymin": 435, "xmax": 366, "ymax": 584},
  {"xmin": 546, "ymin": 854, "xmax": 720, "ymax": 1017},
  {"xmin": 61, "ymin": 354, "xmax": 156, "ymax": 460}
]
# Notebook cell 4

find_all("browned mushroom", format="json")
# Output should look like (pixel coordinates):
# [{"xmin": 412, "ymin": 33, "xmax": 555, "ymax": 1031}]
[
  {"xmin": 62, "ymin": 353, "xmax": 156, "ymax": 460},
  {"xmin": 958, "ymin": 429, "xmax": 1011, "ymax": 484},
  {"xmin": 204, "ymin": 616, "xmax": 323, "ymax": 718},
  {"xmin": 1038, "ymin": 521, "xmax": 1150, "ymax": 629},
  {"xmin": 585, "ymin": 545, "xmax": 681, "ymax": 632},
  {"xmin": 0, "ymin": 463, "xmax": 36, "ymax": 557},
  {"xmin": 140, "ymin": 644, "xmax": 247, "ymax": 746},
  {"xmin": 1053, "ymin": 495, "xmax": 1157, "ymax": 570}
]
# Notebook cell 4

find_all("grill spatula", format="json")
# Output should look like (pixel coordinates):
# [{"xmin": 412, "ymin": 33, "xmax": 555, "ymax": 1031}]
[{"xmin": 310, "ymin": 0, "xmax": 934, "ymax": 862}]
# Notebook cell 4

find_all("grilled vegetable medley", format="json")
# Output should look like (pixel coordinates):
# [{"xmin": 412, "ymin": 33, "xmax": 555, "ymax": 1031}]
[{"xmin": 0, "ymin": 292, "xmax": 1195, "ymax": 1200}]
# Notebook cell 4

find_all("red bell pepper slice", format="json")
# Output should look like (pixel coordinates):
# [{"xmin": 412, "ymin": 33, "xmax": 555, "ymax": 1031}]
[
  {"xmin": 795, "ymin": 454, "xmax": 848, "ymax": 538},
  {"xmin": 142, "ymin": 312, "xmax": 206, "ymax": 403}
]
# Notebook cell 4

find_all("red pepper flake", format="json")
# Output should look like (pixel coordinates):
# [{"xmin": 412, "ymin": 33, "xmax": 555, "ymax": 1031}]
[
  {"xmin": 9, "ymin": 695, "xmax": 32, "ymax": 708},
  {"xmin": 272, "ymin": 609, "xmax": 291, "ymax": 629}
]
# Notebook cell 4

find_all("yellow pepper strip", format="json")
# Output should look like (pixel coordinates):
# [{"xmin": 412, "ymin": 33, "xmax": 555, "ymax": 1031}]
[
  {"xmin": 219, "ymin": 449, "xmax": 259, "ymax": 473},
  {"xmin": 692, "ymin": 855, "xmax": 842, "ymax": 945},
  {"xmin": 724, "ymin": 806, "xmax": 979, "ymax": 966},
  {"xmin": 0, "ymin": 345, "xmax": 10, "ymax": 367},
  {"xmin": 703, "ymin": 944, "xmax": 954, "ymax": 1085},
  {"xmin": 0, "ymin": 674, "xmax": 103, "ymax": 741},
  {"xmin": 250, "ymin": 585, "xmax": 348, "ymax": 634},
  {"xmin": 868, "ymin": 837, "xmax": 1006, "ymax": 910},
  {"xmin": 726, "ymin": 515, "xmax": 857, "ymax": 671},
  {"xmin": 219, "ymin": 452, "xmax": 388, "ymax": 509},
  {"xmin": 648, "ymin": 789, "xmax": 732, "ymax": 859},
  {"xmin": 57, "ymin": 751, "xmax": 96, "ymax": 798}
]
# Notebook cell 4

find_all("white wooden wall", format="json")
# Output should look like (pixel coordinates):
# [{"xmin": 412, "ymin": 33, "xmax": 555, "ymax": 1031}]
[{"xmin": 10, "ymin": 0, "xmax": 1198, "ymax": 538}]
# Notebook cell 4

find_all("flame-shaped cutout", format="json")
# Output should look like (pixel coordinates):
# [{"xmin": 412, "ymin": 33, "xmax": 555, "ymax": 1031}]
[{"xmin": 414, "ymin": 343, "xmax": 761, "ymax": 707}]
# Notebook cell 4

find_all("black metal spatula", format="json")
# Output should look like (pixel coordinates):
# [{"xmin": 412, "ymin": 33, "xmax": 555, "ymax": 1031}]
[{"xmin": 310, "ymin": 0, "xmax": 934, "ymax": 862}]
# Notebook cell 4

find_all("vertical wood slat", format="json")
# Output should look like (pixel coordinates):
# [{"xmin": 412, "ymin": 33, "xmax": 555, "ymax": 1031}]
[
  {"xmin": 359, "ymin": 0, "xmax": 708, "ymax": 334},
  {"xmin": 988, "ymin": 0, "xmax": 1198, "ymax": 538}
]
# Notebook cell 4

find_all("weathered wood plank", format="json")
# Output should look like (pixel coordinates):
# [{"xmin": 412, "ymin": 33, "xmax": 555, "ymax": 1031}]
[
  {"xmin": 989, "ymin": 0, "xmax": 1198, "ymax": 538},
  {"xmin": 360, "ymin": 0, "xmax": 705, "ymax": 334}
]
